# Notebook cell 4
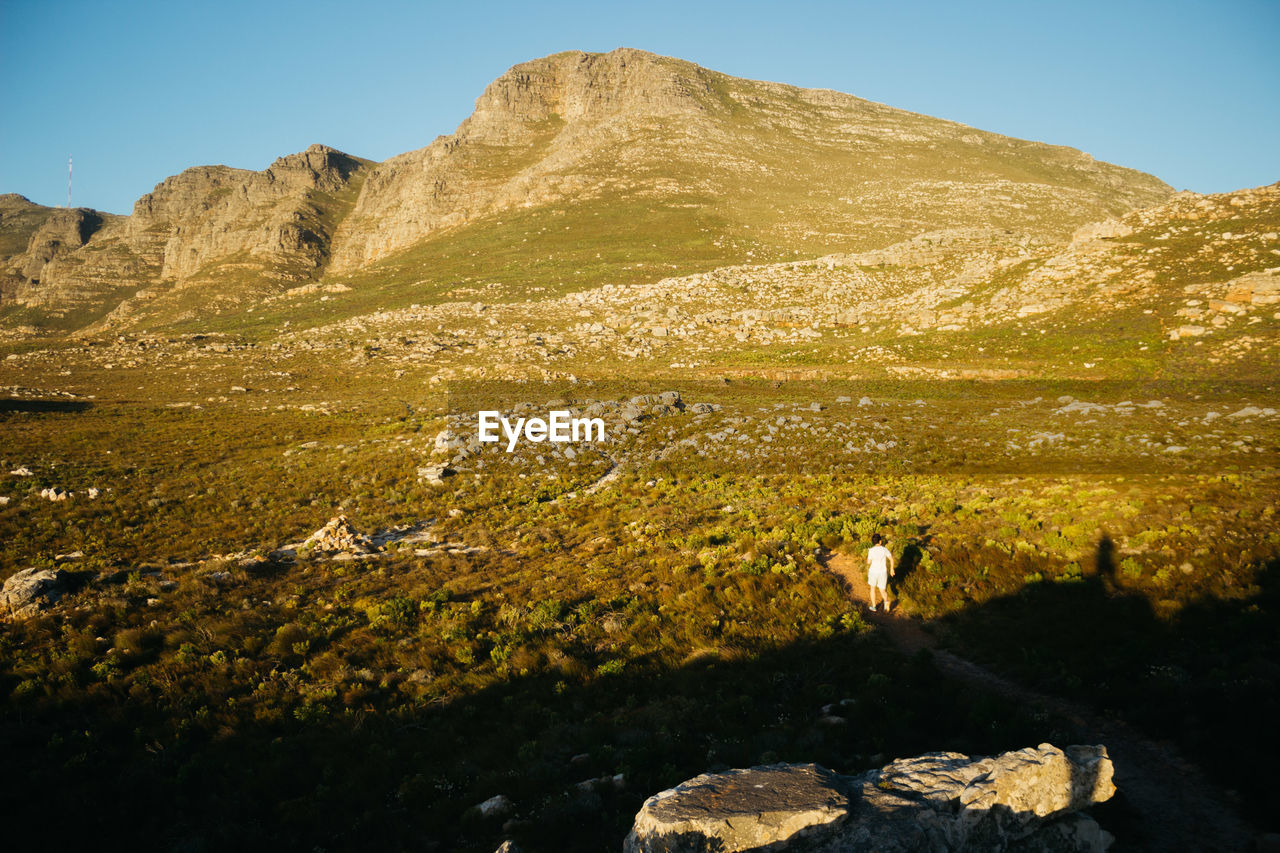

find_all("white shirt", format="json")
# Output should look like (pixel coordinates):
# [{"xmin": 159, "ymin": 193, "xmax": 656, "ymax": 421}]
[{"xmin": 867, "ymin": 544, "xmax": 892, "ymax": 573}]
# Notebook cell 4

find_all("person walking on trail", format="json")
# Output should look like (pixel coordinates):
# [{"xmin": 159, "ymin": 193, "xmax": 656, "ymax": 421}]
[{"xmin": 867, "ymin": 533, "xmax": 895, "ymax": 612}]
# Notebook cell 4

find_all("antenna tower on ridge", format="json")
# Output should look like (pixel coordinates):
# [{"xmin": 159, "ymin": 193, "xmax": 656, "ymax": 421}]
[{"xmin": 67, "ymin": 155, "xmax": 73, "ymax": 208}]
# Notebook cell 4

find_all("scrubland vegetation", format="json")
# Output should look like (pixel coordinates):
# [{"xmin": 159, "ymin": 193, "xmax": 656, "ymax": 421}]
[
  {"xmin": 2, "ymin": 47, "xmax": 1275, "ymax": 850},
  {"xmin": 1, "ymin": 367, "xmax": 1276, "ymax": 850}
]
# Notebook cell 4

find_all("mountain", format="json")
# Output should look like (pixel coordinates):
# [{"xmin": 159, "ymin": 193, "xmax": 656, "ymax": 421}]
[
  {"xmin": 0, "ymin": 48, "xmax": 1173, "ymax": 336},
  {"xmin": 328, "ymin": 48, "xmax": 1169, "ymax": 274},
  {"xmin": 0, "ymin": 195, "xmax": 114, "ymax": 315},
  {"xmin": 1, "ymin": 145, "xmax": 369, "ymax": 332}
]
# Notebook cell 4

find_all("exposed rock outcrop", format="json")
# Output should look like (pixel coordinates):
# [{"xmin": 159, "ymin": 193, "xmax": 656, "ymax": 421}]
[
  {"xmin": 2, "ymin": 566, "xmax": 74, "ymax": 620},
  {"xmin": 625, "ymin": 743, "xmax": 1116, "ymax": 852},
  {"xmin": 328, "ymin": 49, "xmax": 716, "ymax": 272},
  {"xmin": 129, "ymin": 143, "xmax": 365, "ymax": 282},
  {"xmin": 5, "ymin": 145, "xmax": 369, "ymax": 329},
  {"xmin": 298, "ymin": 514, "xmax": 377, "ymax": 556},
  {"xmin": 0, "ymin": 195, "xmax": 114, "ymax": 306},
  {"xmin": 15, "ymin": 207, "xmax": 106, "ymax": 282}
]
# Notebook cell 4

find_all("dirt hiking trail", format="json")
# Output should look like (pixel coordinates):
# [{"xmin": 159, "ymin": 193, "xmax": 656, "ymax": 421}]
[{"xmin": 823, "ymin": 550, "xmax": 1256, "ymax": 852}]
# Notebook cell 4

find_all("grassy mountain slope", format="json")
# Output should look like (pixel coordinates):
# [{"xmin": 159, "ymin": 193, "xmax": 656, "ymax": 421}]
[{"xmin": 208, "ymin": 182, "xmax": 1274, "ymax": 381}]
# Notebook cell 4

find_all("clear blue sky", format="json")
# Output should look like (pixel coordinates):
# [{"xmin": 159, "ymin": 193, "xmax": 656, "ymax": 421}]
[{"xmin": 2, "ymin": 0, "xmax": 1276, "ymax": 214}]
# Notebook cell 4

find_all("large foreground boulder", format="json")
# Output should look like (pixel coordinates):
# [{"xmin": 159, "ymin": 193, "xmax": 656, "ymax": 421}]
[
  {"xmin": 2, "ymin": 567, "xmax": 73, "ymax": 620},
  {"xmin": 625, "ymin": 743, "xmax": 1115, "ymax": 852}
]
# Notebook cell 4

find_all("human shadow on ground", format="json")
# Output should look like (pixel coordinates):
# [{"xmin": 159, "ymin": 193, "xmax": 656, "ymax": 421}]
[
  {"xmin": 0, "ymin": 398, "xmax": 92, "ymax": 413},
  {"xmin": 931, "ymin": 539, "xmax": 1280, "ymax": 850},
  {"xmin": 895, "ymin": 531, "xmax": 932, "ymax": 589}
]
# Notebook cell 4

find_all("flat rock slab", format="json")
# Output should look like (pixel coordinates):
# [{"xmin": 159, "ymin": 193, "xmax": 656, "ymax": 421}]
[
  {"xmin": 625, "ymin": 763, "xmax": 850, "ymax": 852},
  {"xmin": 626, "ymin": 745, "xmax": 1116, "ymax": 853}
]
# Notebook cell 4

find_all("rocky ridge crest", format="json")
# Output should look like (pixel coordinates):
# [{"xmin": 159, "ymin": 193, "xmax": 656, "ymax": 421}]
[{"xmin": 2, "ymin": 145, "xmax": 368, "ymax": 327}]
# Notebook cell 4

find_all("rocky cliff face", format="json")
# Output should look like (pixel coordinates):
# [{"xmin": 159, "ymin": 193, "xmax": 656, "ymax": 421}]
[
  {"xmin": 129, "ymin": 143, "xmax": 365, "ymax": 282},
  {"xmin": 1, "ymin": 196, "xmax": 103, "ymax": 305},
  {"xmin": 0, "ymin": 203, "xmax": 111, "ymax": 302},
  {"xmin": 327, "ymin": 48, "xmax": 716, "ymax": 272},
  {"xmin": 625, "ymin": 743, "xmax": 1117, "ymax": 852},
  {"xmin": 0, "ymin": 194, "xmax": 60, "ymax": 262},
  {"xmin": 3, "ymin": 145, "xmax": 368, "ymax": 329},
  {"xmin": 15, "ymin": 207, "xmax": 106, "ymax": 283}
]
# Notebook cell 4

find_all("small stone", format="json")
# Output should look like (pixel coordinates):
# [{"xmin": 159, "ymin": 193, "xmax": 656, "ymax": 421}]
[
  {"xmin": 475, "ymin": 794, "xmax": 513, "ymax": 819},
  {"xmin": 418, "ymin": 464, "xmax": 455, "ymax": 487}
]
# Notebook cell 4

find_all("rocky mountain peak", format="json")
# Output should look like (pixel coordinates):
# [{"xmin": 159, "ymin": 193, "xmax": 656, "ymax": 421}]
[
  {"xmin": 0, "ymin": 144, "xmax": 371, "ymax": 324},
  {"xmin": 462, "ymin": 48, "xmax": 711, "ymax": 144},
  {"xmin": 110, "ymin": 143, "xmax": 369, "ymax": 283},
  {"xmin": 266, "ymin": 143, "xmax": 366, "ymax": 192},
  {"xmin": 3, "ymin": 50, "xmax": 1182, "ymax": 333},
  {"xmin": 0, "ymin": 193, "xmax": 43, "ymax": 211}
]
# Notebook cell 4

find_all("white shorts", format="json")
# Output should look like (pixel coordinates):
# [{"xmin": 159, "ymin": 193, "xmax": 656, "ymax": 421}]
[{"xmin": 868, "ymin": 568, "xmax": 888, "ymax": 590}]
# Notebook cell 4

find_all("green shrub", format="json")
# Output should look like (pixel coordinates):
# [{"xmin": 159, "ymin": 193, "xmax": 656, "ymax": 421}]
[{"xmin": 268, "ymin": 622, "xmax": 309, "ymax": 657}]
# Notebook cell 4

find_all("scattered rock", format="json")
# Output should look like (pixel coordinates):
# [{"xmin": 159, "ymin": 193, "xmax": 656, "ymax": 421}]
[
  {"xmin": 301, "ymin": 514, "xmax": 377, "ymax": 555},
  {"xmin": 575, "ymin": 773, "xmax": 626, "ymax": 792},
  {"xmin": 1056, "ymin": 400, "xmax": 1107, "ymax": 415},
  {"xmin": 1072, "ymin": 219, "xmax": 1133, "ymax": 242},
  {"xmin": 39, "ymin": 486, "xmax": 71, "ymax": 501},
  {"xmin": 625, "ymin": 763, "xmax": 848, "ymax": 853},
  {"xmin": 475, "ymin": 794, "xmax": 514, "ymax": 819},
  {"xmin": 418, "ymin": 463, "xmax": 455, "ymax": 487},
  {"xmin": 1169, "ymin": 325, "xmax": 1207, "ymax": 340},
  {"xmin": 657, "ymin": 390, "xmax": 682, "ymax": 408},
  {"xmin": 434, "ymin": 429, "xmax": 467, "ymax": 454}
]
